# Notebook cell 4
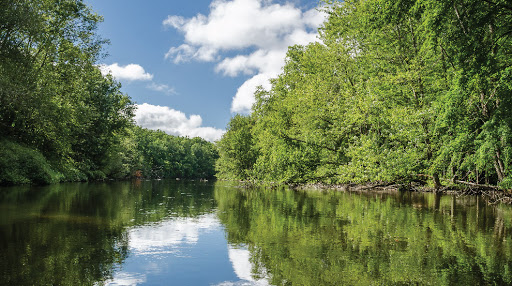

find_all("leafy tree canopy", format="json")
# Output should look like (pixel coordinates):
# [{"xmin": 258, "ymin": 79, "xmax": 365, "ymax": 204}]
[{"xmin": 216, "ymin": 0, "xmax": 512, "ymax": 188}]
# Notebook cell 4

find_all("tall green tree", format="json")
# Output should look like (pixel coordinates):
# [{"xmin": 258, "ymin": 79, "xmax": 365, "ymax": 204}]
[
  {"xmin": 129, "ymin": 127, "xmax": 218, "ymax": 180},
  {"xmin": 216, "ymin": 0, "xmax": 512, "ymax": 188},
  {"xmin": 0, "ymin": 1, "xmax": 127, "ymax": 183},
  {"xmin": 422, "ymin": 0, "xmax": 512, "ymax": 186}
]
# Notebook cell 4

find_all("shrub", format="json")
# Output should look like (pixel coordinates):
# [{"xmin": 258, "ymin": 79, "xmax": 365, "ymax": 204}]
[{"xmin": 0, "ymin": 140, "xmax": 63, "ymax": 185}]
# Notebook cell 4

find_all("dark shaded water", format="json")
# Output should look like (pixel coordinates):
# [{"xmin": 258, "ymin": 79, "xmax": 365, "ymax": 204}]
[{"xmin": 1, "ymin": 180, "xmax": 512, "ymax": 285}]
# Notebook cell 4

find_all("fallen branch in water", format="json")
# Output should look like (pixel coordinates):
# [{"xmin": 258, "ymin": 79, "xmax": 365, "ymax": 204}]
[
  {"xmin": 453, "ymin": 180, "xmax": 498, "ymax": 190},
  {"xmin": 448, "ymin": 181, "xmax": 512, "ymax": 204}
]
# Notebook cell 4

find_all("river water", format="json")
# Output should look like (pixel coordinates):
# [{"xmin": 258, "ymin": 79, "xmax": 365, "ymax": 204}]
[{"xmin": 1, "ymin": 180, "xmax": 512, "ymax": 285}]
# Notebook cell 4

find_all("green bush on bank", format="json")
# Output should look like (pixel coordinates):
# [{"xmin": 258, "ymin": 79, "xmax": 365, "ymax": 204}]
[{"xmin": 0, "ymin": 140, "xmax": 63, "ymax": 185}]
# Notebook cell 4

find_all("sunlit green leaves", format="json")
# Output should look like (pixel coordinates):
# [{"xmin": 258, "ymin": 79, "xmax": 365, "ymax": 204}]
[
  {"xmin": 0, "ymin": 1, "xmax": 220, "ymax": 184},
  {"xmin": 217, "ymin": 0, "xmax": 512, "ymax": 188}
]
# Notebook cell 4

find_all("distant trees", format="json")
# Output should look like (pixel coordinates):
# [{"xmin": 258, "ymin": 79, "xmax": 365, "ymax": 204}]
[
  {"xmin": 0, "ymin": 0, "xmax": 218, "ymax": 185},
  {"xmin": 216, "ymin": 0, "xmax": 512, "ymax": 188},
  {"xmin": 129, "ymin": 127, "xmax": 218, "ymax": 180}
]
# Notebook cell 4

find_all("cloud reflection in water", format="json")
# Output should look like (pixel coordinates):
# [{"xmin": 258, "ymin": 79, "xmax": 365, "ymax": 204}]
[
  {"xmin": 128, "ymin": 214, "xmax": 220, "ymax": 256},
  {"xmin": 105, "ymin": 212, "xmax": 270, "ymax": 286}
]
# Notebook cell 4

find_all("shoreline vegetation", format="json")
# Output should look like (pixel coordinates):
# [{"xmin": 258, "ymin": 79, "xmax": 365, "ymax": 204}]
[
  {"xmin": 225, "ymin": 179, "xmax": 512, "ymax": 205},
  {"xmin": 215, "ymin": 0, "xmax": 512, "ymax": 198},
  {"xmin": 2, "ymin": 0, "xmax": 512, "ymax": 205},
  {"xmin": 0, "ymin": 1, "xmax": 218, "ymax": 185}
]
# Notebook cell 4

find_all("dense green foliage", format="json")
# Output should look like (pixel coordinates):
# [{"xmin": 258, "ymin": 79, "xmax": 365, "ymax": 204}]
[
  {"xmin": 216, "ymin": 183, "xmax": 512, "ymax": 285},
  {"xmin": 127, "ymin": 127, "xmax": 219, "ymax": 180},
  {"xmin": 215, "ymin": 114, "xmax": 259, "ymax": 180},
  {"xmin": 0, "ymin": 0, "xmax": 218, "ymax": 185},
  {"xmin": 216, "ymin": 0, "xmax": 512, "ymax": 188},
  {"xmin": 0, "ymin": 140, "xmax": 63, "ymax": 184}
]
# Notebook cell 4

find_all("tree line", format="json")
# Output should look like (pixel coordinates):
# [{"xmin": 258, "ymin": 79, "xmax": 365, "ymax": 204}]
[
  {"xmin": 0, "ymin": 0, "xmax": 218, "ymax": 185},
  {"xmin": 216, "ymin": 0, "xmax": 512, "ymax": 189}
]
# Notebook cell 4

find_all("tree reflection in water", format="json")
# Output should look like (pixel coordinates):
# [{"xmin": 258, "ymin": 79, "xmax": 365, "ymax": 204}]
[
  {"xmin": 0, "ymin": 180, "xmax": 217, "ymax": 285},
  {"xmin": 215, "ymin": 183, "xmax": 512, "ymax": 286},
  {"xmin": 2, "ymin": 180, "xmax": 512, "ymax": 285}
]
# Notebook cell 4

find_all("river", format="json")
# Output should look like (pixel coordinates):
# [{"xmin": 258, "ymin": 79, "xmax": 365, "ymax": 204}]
[{"xmin": 1, "ymin": 180, "xmax": 511, "ymax": 285}]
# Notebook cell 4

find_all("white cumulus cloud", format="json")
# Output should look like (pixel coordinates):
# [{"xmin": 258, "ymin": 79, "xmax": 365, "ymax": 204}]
[
  {"xmin": 231, "ymin": 73, "xmax": 274, "ymax": 113},
  {"xmin": 99, "ymin": 63, "xmax": 153, "ymax": 81},
  {"xmin": 164, "ymin": 0, "xmax": 326, "ymax": 113},
  {"xmin": 135, "ymin": 103, "xmax": 225, "ymax": 142}
]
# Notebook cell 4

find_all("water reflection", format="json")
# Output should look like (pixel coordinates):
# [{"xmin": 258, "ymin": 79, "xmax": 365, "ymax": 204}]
[
  {"xmin": 105, "ymin": 272, "xmax": 146, "ymax": 286},
  {"xmin": 128, "ymin": 214, "xmax": 221, "ymax": 256},
  {"xmin": 215, "ymin": 185, "xmax": 512, "ymax": 286},
  {"xmin": 2, "ymin": 180, "xmax": 512, "ymax": 285},
  {"xmin": 105, "ymin": 213, "xmax": 230, "ymax": 285},
  {"xmin": 0, "ymin": 180, "xmax": 233, "ymax": 285},
  {"xmin": 0, "ymin": 182, "xmax": 131, "ymax": 285},
  {"xmin": 225, "ymin": 246, "xmax": 269, "ymax": 286}
]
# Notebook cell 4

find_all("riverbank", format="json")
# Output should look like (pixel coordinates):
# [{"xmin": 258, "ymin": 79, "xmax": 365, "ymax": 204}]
[
  {"xmin": 291, "ymin": 182, "xmax": 512, "ymax": 205},
  {"xmin": 227, "ymin": 179, "xmax": 512, "ymax": 205}
]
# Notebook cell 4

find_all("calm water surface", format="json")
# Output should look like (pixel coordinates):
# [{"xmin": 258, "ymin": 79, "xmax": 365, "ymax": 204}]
[{"xmin": 1, "ymin": 180, "xmax": 512, "ymax": 285}]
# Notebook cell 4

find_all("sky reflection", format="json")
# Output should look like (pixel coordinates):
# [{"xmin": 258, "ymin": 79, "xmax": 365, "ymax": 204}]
[
  {"xmin": 105, "ymin": 213, "xmax": 267, "ymax": 286},
  {"xmin": 128, "ymin": 214, "xmax": 220, "ymax": 256}
]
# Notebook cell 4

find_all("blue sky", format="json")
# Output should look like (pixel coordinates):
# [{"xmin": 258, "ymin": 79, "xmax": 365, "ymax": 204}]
[{"xmin": 84, "ymin": 0, "xmax": 326, "ymax": 141}]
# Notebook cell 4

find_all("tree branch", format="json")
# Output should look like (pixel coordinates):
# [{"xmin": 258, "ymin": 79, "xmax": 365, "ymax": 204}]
[
  {"xmin": 438, "ymin": 44, "xmax": 456, "ymax": 70},
  {"xmin": 453, "ymin": 2, "xmax": 468, "ymax": 35},
  {"xmin": 454, "ymin": 180, "xmax": 498, "ymax": 189}
]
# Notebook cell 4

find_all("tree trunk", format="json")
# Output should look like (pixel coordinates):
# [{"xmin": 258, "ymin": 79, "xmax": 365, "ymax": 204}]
[
  {"xmin": 433, "ymin": 173, "xmax": 442, "ymax": 190},
  {"xmin": 494, "ymin": 149, "xmax": 505, "ymax": 182}
]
